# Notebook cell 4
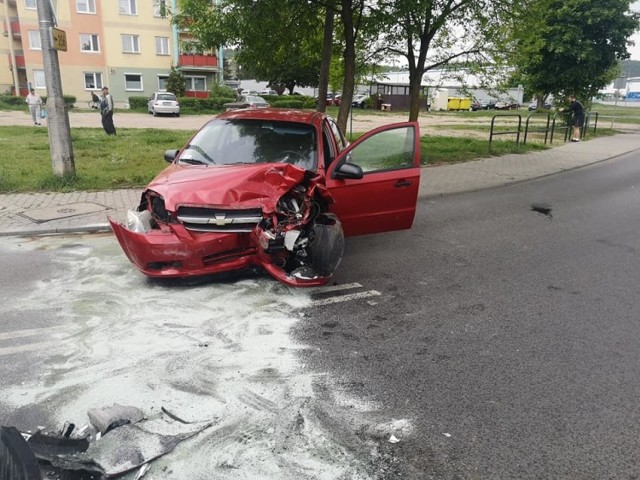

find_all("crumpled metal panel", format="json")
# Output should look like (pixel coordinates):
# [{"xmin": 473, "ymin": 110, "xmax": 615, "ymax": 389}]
[{"xmin": 148, "ymin": 163, "xmax": 309, "ymax": 212}]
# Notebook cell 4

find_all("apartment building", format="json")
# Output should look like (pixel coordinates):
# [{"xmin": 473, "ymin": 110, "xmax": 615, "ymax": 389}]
[{"xmin": 1, "ymin": 0, "xmax": 219, "ymax": 107}]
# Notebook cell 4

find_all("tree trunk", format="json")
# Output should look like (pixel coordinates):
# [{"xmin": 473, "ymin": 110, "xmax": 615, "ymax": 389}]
[
  {"xmin": 336, "ymin": 0, "xmax": 356, "ymax": 135},
  {"xmin": 408, "ymin": 70, "xmax": 423, "ymax": 122},
  {"xmin": 317, "ymin": 5, "xmax": 334, "ymax": 113}
]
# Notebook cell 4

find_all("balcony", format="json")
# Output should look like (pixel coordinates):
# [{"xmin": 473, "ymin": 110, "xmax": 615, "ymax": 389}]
[
  {"xmin": 4, "ymin": 17, "xmax": 21, "ymax": 38},
  {"xmin": 8, "ymin": 53, "xmax": 26, "ymax": 69},
  {"xmin": 178, "ymin": 53, "xmax": 218, "ymax": 70}
]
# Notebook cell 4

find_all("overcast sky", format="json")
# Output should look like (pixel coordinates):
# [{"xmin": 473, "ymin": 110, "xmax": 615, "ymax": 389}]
[{"xmin": 628, "ymin": 1, "xmax": 640, "ymax": 60}]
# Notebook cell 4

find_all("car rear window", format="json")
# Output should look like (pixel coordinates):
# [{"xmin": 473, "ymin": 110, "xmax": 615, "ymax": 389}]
[{"xmin": 157, "ymin": 93, "xmax": 177, "ymax": 101}]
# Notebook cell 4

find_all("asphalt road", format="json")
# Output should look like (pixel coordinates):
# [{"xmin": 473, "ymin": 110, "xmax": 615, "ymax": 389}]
[
  {"xmin": 1, "ymin": 152, "xmax": 640, "ymax": 478},
  {"xmin": 296, "ymin": 150, "xmax": 640, "ymax": 478}
]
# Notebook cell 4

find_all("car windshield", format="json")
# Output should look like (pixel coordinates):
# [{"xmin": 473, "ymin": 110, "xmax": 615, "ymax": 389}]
[
  {"xmin": 177, "ymin": 119, "xmax": 318, "ymax": 170},
  {"xmin": 157, "ymin": 93, "xmax": 177, "ymax": 101}
]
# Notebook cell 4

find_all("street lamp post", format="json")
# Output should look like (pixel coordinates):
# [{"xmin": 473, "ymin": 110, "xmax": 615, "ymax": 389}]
[{"xmin": 37, "ymin": 0, "xmax": 75, "ymax": 178}]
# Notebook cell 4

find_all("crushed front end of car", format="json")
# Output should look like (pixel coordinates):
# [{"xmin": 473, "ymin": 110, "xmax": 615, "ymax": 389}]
[{"xmin": 108, "ymin": 164, "xmax": 344, "ymax": 287}]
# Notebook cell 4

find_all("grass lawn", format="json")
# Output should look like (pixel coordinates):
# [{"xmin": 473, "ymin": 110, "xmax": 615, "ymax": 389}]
[
  {"xmin": 0, "ymin": 123, "xmax": 595, "ymax": 193},
  {"xmin": 0, "ymin": 126, "xmax": 195, "ymax": 192}
]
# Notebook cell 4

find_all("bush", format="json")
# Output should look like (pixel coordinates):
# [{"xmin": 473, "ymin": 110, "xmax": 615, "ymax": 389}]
[
  {"xmin": 270, "ymin": 99, "xmax": 305, "ymax": 109},
  {"xmin": 210, "ymin": 83, "xmax": 237, "ymax": 98},
  {"xmin": 128, "ymin": 96, "xmax": 149, "ymax": 110},
  {"xmin": 41, "ymin": 95, "xmax": 76, "ymax": 108},
  {"xmin": 270, "ymin": 95, "xmax": 316, "ymax": 109},
  {"xmin": 0, "ymin": 95, "xmax": 24, "ymax": 106}
]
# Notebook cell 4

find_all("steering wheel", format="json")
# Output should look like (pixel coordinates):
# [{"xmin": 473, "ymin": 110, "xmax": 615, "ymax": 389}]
[{"xmin": 277, "ymin": 150, "xmax": 306, "ymax": 165}]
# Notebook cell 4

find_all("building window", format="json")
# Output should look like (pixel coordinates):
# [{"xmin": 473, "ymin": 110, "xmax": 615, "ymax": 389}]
[
  {"xmin": 77, "ymin": 0, "xmax": 96, "ymax": 13},
  {"xmin": 119, "ymin": 0, "xmax": 137, "ymax": 15},
  {"xmin": 153, "ymin": 0, "xmax": 167, "ymax": 18},
  {"xmin": 158, "ymin": 75, "xmax": 168, "ymax": 91},
  {"xmin": 25, "ymin": 0, "xmax": 36, "ymax": 9},
  {"xmin": 84, "ymin": 72, "xmax": 103, "ymax": 90},
  {"xmin": 80, "ymin": 34, "xmax": 100, "ymax": 52},
  {"xmin": 124, "ymin": 73, "xmax": 143, "ymax": 91},
  {"xmin": 28, "ymin": 31, "xmax": 41, "ymax": 50},
  {"xmin": 185, "ymin": 76, "xmax": 206, "ymax": 91},
  {"xmin": 33, "ymin": 70, "xmax": 46, "ymax": 89},
  {"xmin": 121, "ymin": 34, "xmax": 140, "ymax": 53},
  {"xmin": 155, "ymin": 37, "xmax": 170, "ymax": 56}
]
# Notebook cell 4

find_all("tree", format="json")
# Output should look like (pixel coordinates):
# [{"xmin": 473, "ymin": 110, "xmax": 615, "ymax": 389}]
[
  {"xmin": 508, "ymin": 0, "xmax": 640, "ymax": 107},
  {"xmin": 376, "ymin": 0, "xmax": 513, "ymax": 121},
  {"xmin": 166, "ymin": 66, "xmax": 186, "ymax": 97},
  {"xmin": 175, "ymin": 0, "xmax": 324, "ymax": 94}
]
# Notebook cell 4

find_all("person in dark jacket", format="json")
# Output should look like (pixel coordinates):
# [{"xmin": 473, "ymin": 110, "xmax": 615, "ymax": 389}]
[
  {"xmin": 567, "ymin": 95, "xmax": 584, "ymax": 142},
  {"xmin": 100, "ymin": 86, "xmax": 116, "ymax": 135}
]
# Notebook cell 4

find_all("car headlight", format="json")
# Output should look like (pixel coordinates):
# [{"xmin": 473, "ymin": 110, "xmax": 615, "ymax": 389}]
[{"xmin": 126, "ymin": 210, "xmax": 152, "ymax": 233}]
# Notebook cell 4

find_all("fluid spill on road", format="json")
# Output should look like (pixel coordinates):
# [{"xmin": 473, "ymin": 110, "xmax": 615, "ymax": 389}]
[{"xmin": 0, "ymin": 234, "xmax": 386, "ymax": 479}]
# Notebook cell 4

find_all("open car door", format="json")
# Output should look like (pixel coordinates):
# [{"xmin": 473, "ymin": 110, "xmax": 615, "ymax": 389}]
[{"xmin": 325, "ymin": 122, "xmax": 421, "ymax": 237}]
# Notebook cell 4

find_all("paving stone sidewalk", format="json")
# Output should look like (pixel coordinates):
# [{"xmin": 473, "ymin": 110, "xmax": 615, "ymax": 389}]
[{"xmin": 0, "ymin": 133, "xmax": 638, "ymax": 237}]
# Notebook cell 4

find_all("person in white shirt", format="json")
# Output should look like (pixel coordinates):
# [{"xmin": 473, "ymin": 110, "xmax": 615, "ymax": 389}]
[{"xmin": 25, "ymin": 88, "xmax": 43, "ymax": 126}]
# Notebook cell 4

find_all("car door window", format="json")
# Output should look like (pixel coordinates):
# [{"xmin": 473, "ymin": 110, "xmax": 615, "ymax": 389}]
[
  {"xmin": 346, "ymin": 126, "xmax": 415, "ymax": 173},
  {"xmin": 322, "ymin": 125, "xmax": 337, "ymax": 167},
  {"xmin": 328, "ymin": 119, "xmax": 346, "ymax": 151}
]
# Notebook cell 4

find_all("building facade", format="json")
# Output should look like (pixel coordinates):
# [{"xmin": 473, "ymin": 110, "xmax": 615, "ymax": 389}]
[{"xmin": 1, "ymin": 0, "xmax": 218, "ymax": 106}]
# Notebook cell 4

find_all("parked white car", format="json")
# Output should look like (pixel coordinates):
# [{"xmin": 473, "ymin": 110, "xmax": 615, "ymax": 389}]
[{"xmin": 148, "ymin": 92, "xmax": 180, "ymax": 117}]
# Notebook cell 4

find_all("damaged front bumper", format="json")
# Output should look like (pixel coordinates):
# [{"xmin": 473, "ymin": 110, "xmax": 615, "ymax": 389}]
[{"xmin": 108, "ymin": 208, "xmax": 344, "ymax": 288}]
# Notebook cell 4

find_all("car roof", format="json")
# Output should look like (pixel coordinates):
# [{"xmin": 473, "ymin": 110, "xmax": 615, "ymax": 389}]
[{"xmin": 217, "ymin": 108, "xmax": 327, "ymax": 125}]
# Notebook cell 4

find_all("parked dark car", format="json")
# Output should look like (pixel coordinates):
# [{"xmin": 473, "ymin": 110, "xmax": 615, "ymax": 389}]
[
  {"xmin": 495, "ymin": 100, "xmax": 520, "ymax": 110},
  {"xmin": 470, "ymin": 99, "xmax": 496, "ymax": 111},
  {"xmin": 109, "ymin": 108, "xmax": 421, "ymax": 287},
  {"xmin": 223, "ymin": 95, "xmax": 270, "ymax": 110}
]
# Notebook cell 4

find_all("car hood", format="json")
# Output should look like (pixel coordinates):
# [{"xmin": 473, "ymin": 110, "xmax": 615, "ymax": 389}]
[{"xmin": 147, "ymin": 163, "xmax": 311, "ymax": 211}]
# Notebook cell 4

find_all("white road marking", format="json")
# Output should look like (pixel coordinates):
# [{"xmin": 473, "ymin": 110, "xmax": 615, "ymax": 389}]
[
  {"xmin": 315, "ymin": 282, "xmax": 363, "ymax": 293},
  {"xmin": 311, "ymin": 290, "xmax": 382, "ymax": 306},
  {"xmin": 0, "ymin": 341, "xmax": 59, "ymax": 357},
  {"xmin": 0, "ymin": 326, "xmax": 62, "ymax": 341}
]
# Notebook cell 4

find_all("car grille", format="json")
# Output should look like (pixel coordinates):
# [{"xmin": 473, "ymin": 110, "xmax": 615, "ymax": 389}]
[{"xmin": 176, "ymin": 207, "xmax": 263, "ymax": 233}]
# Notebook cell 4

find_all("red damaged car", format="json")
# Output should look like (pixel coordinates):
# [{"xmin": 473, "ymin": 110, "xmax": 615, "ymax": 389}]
[{"xmin": 109, "ymin": 108, "xmax": 421, "ymax": 287}]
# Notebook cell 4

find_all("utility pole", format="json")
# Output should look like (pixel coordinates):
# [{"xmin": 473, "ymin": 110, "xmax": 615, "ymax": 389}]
[{"xmin": 36, "ymin": 0, "xmax": 75, "ymax": 178}]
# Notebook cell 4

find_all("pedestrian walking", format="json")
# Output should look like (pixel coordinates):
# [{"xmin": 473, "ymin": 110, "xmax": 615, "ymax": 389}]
[
  {"xmin": 100, "ymin": 86, "xmax": 116, "ymax": 135},
  {"xmin": 25, "ymin": 88, "xmax": 43, "ymax": 126},
  {"xmin": 566, "ymin": 95, "xmax": 584, "ymax": 142}
]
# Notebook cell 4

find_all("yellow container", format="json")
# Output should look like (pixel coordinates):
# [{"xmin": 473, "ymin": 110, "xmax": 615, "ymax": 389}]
[{"xmin": 447, "ymin": 97, "xmax": 472, "ymax": 111}]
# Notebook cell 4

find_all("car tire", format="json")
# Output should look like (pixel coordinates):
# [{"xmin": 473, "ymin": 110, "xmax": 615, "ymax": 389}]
[
  {"xmin": 152, "ymin": 109, "xmax": 158, "ymax": 117},
  {"xmin": 175, "ymin": 112, "xmax": 180, "ymax": 117}
]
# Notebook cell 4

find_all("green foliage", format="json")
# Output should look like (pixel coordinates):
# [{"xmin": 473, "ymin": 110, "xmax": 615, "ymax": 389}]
[
  {"xmin": 178, "ymin": 96, "xmax": 235, "ymax": 111},
  {"xmin": 0, "ymin": 126, "xmax": 194, "ymax": 192},
  {"xmin": 40, "ymin": 95, "xmax": 76, "ymax": 107},
  {"xmin": 210, "ymin": 82, "xmax": 237, "ymax": 98},
  {"xmin": 175, "ymin": 0, "xmax": 324, "ymax": 93},
  {"xmin": 508, "ymin": 0, "xmax": 640, "ymax": 102},
  {"xmin": 270, "ymin": 99, "xmax": 305, "ymax": 109},
  {"xmin": 166, "ymin": 66, "xmax": 186, "ymax": 97},
  {"xmin": 128, "ymin": 96, "xmax": 149, "ymax": 109},
  {"xmin": 0, "ymin": 95, "xmax": 25, "ymax": 106},
  {"xmin": 271, "ymin": 95, "xmax": 316, "ymax": 109}
]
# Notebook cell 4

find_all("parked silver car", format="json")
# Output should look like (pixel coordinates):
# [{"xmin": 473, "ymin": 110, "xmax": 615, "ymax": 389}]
[
  {"xmin": 148, "ymin": 92, "xmax": 180, "ymax": 117},
  {"xmin": 223, "ymin": 95, "xmax": 270, "ymax": 111}
]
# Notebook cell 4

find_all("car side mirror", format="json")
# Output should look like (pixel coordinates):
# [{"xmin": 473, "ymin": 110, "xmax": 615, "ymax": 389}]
[
  {"xmin": 164, "ymin": 149, "xmax": 179, "ymax": 163},
  {"xmin": 333, "ymin": 161, "xmax": 363, "ymax": 180}
]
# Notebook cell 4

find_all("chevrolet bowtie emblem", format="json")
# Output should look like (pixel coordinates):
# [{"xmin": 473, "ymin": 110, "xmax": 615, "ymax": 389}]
[{"xmin": 211, "ymin": 214, "xmax": 230, "ymax": 226}]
